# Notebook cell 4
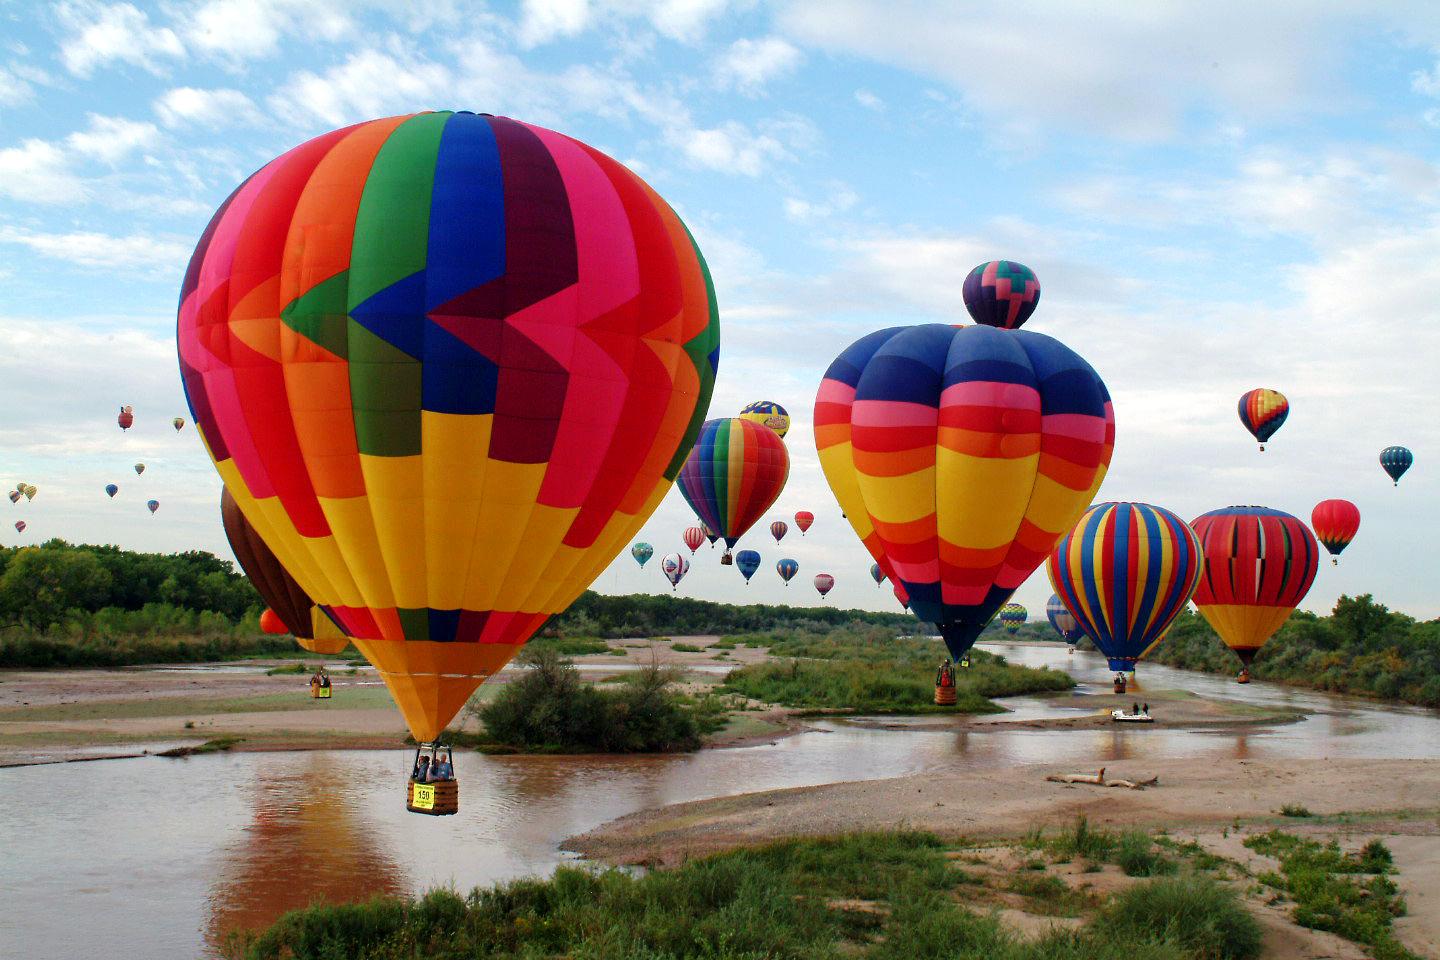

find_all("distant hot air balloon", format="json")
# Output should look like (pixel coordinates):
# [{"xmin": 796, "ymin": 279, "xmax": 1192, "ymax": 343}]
[
  {"xmin": 1237, "ymin": 388, "xmax": 1288, "ymax": 451},
  {"xmin": 179, "ymin": 111, "xmax": 720, "ymax": 757},
  {"xmin": 6, "ymin": 491, "xmax": 18, "ymax": 504},
  {"xmin": 999, "ymin": 602, "xmax": 1027, "ymax": 635},
  {"xmin": 661, "ymin": 553, "xmax": 690, "ymax": 591},
  {"xmin": 739, "ymin": 400, "xmax": 791, "ymax": 439},
  {"xmin": 1311, "ymin": 499, "xmax": 1359, "ymax": 565},
  {"xmin": 683, "ymin": 526, "xmax": 705, "ymax": 554},
  {"xmin": 962, "ymin": 260, "xmax": 1040, "ymax": 330},
  {"xmin": 735, "ymin": 549, "xmax": 761, "ymax": 584},
  {"xmin": 14, "ymin": 520, "xmax": 26, "ymax": 533},
  {"xmin": 770, "ymin": 519, "xmax": 788, "ymax": 543},
  {"xmin": 1045, "ymin": 593, "xmax": 1084, "ymax": 647},
  {"xmin": 813, "ymin": 572, "xmax": 834, "ymax": 598},
  {"xmin": 776, "ymin": 558, "xmax": 798, "ymax": 585},
  {"xmin": 260, "ymin": 609, "xmax": 288, "ymax": 635},
  {"xmin": 678, "ymin": 418, "xmax": 789, "ymax": 565},
  {"xmin": 870, "ymin": 562, "xmax": 884, "ymax": 586},
  {"xmin": 1191, "ymin": 506, "xmax": 1318, "ymax": 682},
  {"xmin": 173, "ymin": 417, "xmax": 185, "ymax": 432},
  {"xmin": 1380, "ymin": 446, "xmax": 1413, "ymax": 486},
  {"xmin": 222, "ymin": 488, "xmax": 349, "ymax": 655},
  {"xmin": 105, "ymin": 484, "xmax": 119, "ymax": 498},
  {"xmin": 21, "ymin": 485, "xmax": 35, "ymax": 501},
  {"xmin": 117, "ymin": 405, "xmax": 134, "ymax": 431},
  {"xmin": 794, "ymin": 511, "xmax": 813, "ymax": 535},
  {"xmin": 816, "ymin": 323, "xmax": 1114, "ymax": 663},
  {"xmin": 146, "ymin": 499, "xmax": 159, "ymax": 515},
  {"xmin": 631, "ymin": 542, "xmax": 654, "ymax": 568},
  {"xmin": 133, "ymin": 463, "xmax": 145, "ymax": 476},
  {"xmin": 1048, "ymin": 502, "xmax": 1203, "ymax": 675}
]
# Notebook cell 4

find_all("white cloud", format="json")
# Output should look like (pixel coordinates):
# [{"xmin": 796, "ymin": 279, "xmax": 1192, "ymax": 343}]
[
  {"xmin": 783, "ymin": 185, "xmax": 858, "ymax": 222},
  {"xmin": 65, "ymin": 113, "xmax": 160, "ymax": 164},
  {"xmin": 518, "ymin": 0, "xmax": 593, "ymax": 47},
  {"xmin": 672, "ymin": 120, "xmax": 788, "ymax": 177},
  {"xmin": 0, "ymin": 225, "xmax": 192, "ymax": 272},
  {"xmin": 713, "ymin": 36, "xmax": 802, "ymax": 96},
  {"xmin": 854, "ymin": 88, "xmax": 883, "ymax": 111},
  {"xmin": 56, "ymin": 1, "xmax": 185, "ymax": 77},
  {"xmin": 1413, "ymin": 58, "xmax": 1440, "ymax": 97},
  {"xmin": 181, "ymin": 0, "xmax": 354, "ymax": 64},
  {"xmin": 516, "ymin": 0, "xmax": 740, "ymax": 46},
  {"xmin": 0, "ymin": 140, "xmax": 85, "ymax": 203},
  {"xmin": 154, "ymin": 86, "xmax": 262, "ymax": 128},
  {"xmin": 267, "ymin": 43, "xmax": 451, "ymax": 127},
  {"xmin": 0, "ymin": 62, "xmax": 52, "ymax": 108}
]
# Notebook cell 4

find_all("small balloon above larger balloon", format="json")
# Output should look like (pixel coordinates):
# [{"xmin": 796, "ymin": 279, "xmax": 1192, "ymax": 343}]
[
  {"xmin": 962, "ymin": 260, "xmax": 1041, "ymax": 329},
  {"xmin": 739, "ymin": 400, "xmax": 790, "ymax": 438}
]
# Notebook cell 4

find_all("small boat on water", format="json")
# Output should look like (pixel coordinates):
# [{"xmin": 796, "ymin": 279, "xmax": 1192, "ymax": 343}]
[{"xmin": 1111, "ymin": 706, "xmax": 1153, "ymax": 723}]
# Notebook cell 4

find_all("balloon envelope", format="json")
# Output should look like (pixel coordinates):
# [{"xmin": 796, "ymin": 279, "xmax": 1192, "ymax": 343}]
[
  {"xmin": 677, "ymin": 418, "xmax": 789, "ymax": 555},
  {"xmin": 1191, "ymin": 506, "xmax": 1318, "ymax": 668},
  {"xmin": 146, "ymin": 499, "xmax": 159, "ymax": 514},
  {"xmin": 118, "ymin": 406, "xmax": 133, "ymax": 430},
  {"xmin": 1237, "ymin": 388, "xmax": 1288, "ymax": 447},
  {"xmin": 962, "ymin": 260, "xmax": 1040, "ymax": 330},
  {"xmin": 1380, "ymin": 446, "xmax": 1413, "ymax": 486},
  {"xmin": 260, "ymin": 608, "xmax": 288, "ymax": 635},
  {"xmin": 770, "ymin": 519, "xmax": 788, "ymax": 543},
  {"xmin": 631, "ymin": 542, "xmax": 653, "ymax": 568},
  {"xmin": 134, "ymin": 463, "xmax": 145, "ymax": 475},
  {"xmin": 816, "ymin": 323, "xmax": 1114, "ymax": 661},
  {"xmin": 999, "ymin": 602, "xmax": 1027, "ymax": 634},
  {"xmin": 1311, "ymin": 499, "xmax": 1359, "ymax": 561},
  {"xmin": 682, "ymin": 526, "xmax": 705, "ymax": 554},
  {"xmin": 1045, "ymin": 593, "xmax": 1083, "ymax": 644},
  {"xmin": 776, "ymin": 558, "xmax": 798, "ymax": 584},
  {"xmin": 225, "ymin": 487, "xmax": 323, "ymax": 640},
  {"xmin": 173, "ymin": 417, "xmax": 186, "ymax": 432},
  {"xmin": 793, "ymin": 511, "xmax": 814, "ymax": 534},
  {"xmin": 870, "ymin": 562, "xmax": 884, "ymax": 586},
  {"xmin": 1047, "ymin": 502, "xmax": 1202, "ymax": 672},
  {"xmin": 105, "ymin": 484, "xmax": 118, "ymax": 498},
  {"xmin": 735, "ymin": 549, "xmax": 761, "ymax": 583},
  {"xmin": 739, "ymin": 400, "xmax": 790, "ymax": 438},
  {"xmin": 661, "ymin": 552, "xmax": 690, "ymax": 589},
  {"xmin": 178, "ymin": 111, "xmax": 719, "ymax": 743},
  {"xmin": 813, "ymin": 573, "xmax": 834, "ymax": 597}
]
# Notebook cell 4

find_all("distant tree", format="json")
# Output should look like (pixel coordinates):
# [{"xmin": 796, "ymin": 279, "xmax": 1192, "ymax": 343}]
[{"xmin": 0, "ymin": 547, "xmax": 113, "ymax": 629}]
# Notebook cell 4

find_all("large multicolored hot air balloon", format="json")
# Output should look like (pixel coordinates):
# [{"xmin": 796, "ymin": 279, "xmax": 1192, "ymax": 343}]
[
  {"xmin": 631, "ymin": 542, "xmax": 654, "ymax": 568},
  {"xmin": 1047, "ymin": 502, "xmax": 1203, "ymax": 674},
  {"xmin": 1191, "ymin": 506, "xmax": 1318, "ymax": 681},
  {"xmin": 1045, "ymin": 593, "xmax": 1084, "ymax": 646},
  {"xmin": 117, "ymin": 405, "xmax": 133, "ymax": 431},
  {"xmin": 178, "ymin": 111, "xmax": 720, "ymax": 747},
  {"xmin": 770, "ymin": 519, "xmax": 788, "ymax": 543},
  {"xmin": 999, "ymin": 602, "xmax": 1027, "ymax": 635},
  {"xmin": 735, "ymin": 549, "xmax": 761, "ymax": 583},
  {"xmin": 682, "ymin": 526, "xmax": 705, "ymax": 554},
  {"xmin": 105, "ymin": 484, "xmax": 118, "ymax": 498},
  {"xmin": 776, "ymin": 558, "xmax": 798, "ymax": 585},
  {"xmin": 816, "ymin": 323, "xmax": 1114, "ymax": 662},
  {"xmin": 661, "ymin": 553, "xmax": 690, "ymax": 590},
  {"xmin": 677, "ymin": 418, "xmax": 789, "ymax": 565},
  {"xmin": 739, "ymin": 400, "xmax": 790, "ymax": 438},
  {"xmin": 1311, "ymin": 499, "xmax": 1359, "ymax": 565},
  {"xmin": 870, "ymin": 562, "xmax": 884, "ymax": 586},
  {"xmin": 794, "ymin": 511, "xmax": 813, "ymax": 535},
  {"xmin": 962, "ymin": 260, "xmax": 1040, "ymax": 330},
  {"xmin": 1380, "ymin": 446, "xmax": 1413, "ymax": 486},
  {"xmin": 1237, "ymin": 388, "xmax": 1288, "ymax": 451},
  {"xmin": 813, "ymin": 572, "xmax": 834, "ymax": 598}
]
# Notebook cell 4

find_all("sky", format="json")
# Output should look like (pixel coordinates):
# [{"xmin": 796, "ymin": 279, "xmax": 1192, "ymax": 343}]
[{"xmin": 1, "ymin": 0, "xmax": 1438, "ymax": 621}]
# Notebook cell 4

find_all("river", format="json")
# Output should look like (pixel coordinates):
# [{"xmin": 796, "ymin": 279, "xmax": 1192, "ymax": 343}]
[{"xmin": 3, "ymin": 642, "xmax": 1439, "ymax": 959}]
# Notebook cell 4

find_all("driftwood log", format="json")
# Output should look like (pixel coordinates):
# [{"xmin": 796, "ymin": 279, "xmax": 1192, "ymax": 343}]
[{"xmin": 1044, "ymin": 767, "xmax": 1159, "ymax": 790}]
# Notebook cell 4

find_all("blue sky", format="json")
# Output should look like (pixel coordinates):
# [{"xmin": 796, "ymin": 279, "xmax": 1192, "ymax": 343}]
[{"xmin": 1, "ymin": 0, "xmax": 1438, "ymax": 619}]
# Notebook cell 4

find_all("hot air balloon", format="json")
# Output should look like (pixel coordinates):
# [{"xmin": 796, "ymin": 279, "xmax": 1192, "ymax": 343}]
[
  {"xmin": 117, "ymin": 405, "xmax": 134, "ymax": 430},
  {"xmin": 701, "ymin": 520, "xmax": 720, "ymax": 547},
  {"xmin": 222, "ymin": 488, "xmax": 349, "ymax": 655},
  {"xmin": 776, "ymin": 558, "xmax": 798, "ymax": 585},
  {"xmin": 21, "ymin": 485, "xmax": 35, "ymax": 501},
  {"xmin": 1311, "ymin": 499, "xmax": 1359, "ymax": 565},
  {"xmin": 1045, "ymin": 593, "xmax": 1084, "ymax": 648},
  {"xmin": 813, "ymin": 572, "xmax": 834, "ymax": 598},
  {"xmin": 1191, "ymin": 506, "xmax": 1318, "ymax": 682},
  {"xmin": 260, "ymin": 609, "xmax": 288, "ymax": 635},
  {"xmin": 999, "ymin": 602, "xmax": 1027, "ymax": 634},
  {"xmin": 178, "ymin": 112, "xmax": 720, "ymax": 786},
  {"xmin": 631, "ymin": 542, "xmax": 654, "ymax": 568},
  {"xmin": 1237, "ymin": 388, "xmax": 1288, "ymax": 451},
  {"xmin": 678, "ymin": 418, "xmax": 789, "ymax": 565},
  {"xmin": 770, "ymin": 519, "xmax": 788, "ymax": 543},
  {"xmin": 1380, "ymin": 446, "xmax": 1413, "ymax": 486},
  {"xmin": 962, "ymin": 260, "xmax": 1040, "ymax": 330},
  {"xmin": 682, "ymin": 526, "xmax": 705, "ymax": 554},
  {"xmin": 133, "ymin": 463, "xmax": 145, "ymax": 476},
  {"xmin": 816, "ymin": 323, "xmax": 1114, "ymax": 663},
  {"xmin": 1048, "ymin": 502, "xmax": 1203, "ymax": 678},
  {"xmin": 894, "ymin": 585, "xmax": 910, "ymax": 611},
  {"xmin": 173, "ymin": 417, "xmax": 186, "ymax": 432},
  {"xmin": 735, "ymin": 549, "xmax": 761, "ymax": 583},
  {"xmin": 870, "ymin": 562, "xmax": 884, "ymax": 586},
  {"xmin": 146, "ymin": 499, "xmax": 159, "ymax": 514},
  {"xmin": 105, "ymin": 484, "xmax": 119, "ymax": 498},
  {"xmin": 661, "ymin": 553, "xmax": 690, "ymax": 591},
  {"xmin": 739, "ymin": 400, "xmax": 790, "ymax": 438},
  {"xmin": 794, "ymin": 511, "xmax": 813, "ymax": 535},
  {"xmin": 6, "ymin": 491, "xmax": 18, "ymax": 504},
  {"xmin": 14, "ymin": 520, "xmax": 26, "ymax": 533}
]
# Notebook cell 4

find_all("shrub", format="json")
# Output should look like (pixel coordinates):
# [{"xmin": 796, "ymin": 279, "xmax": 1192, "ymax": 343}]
[
  {"xmin": 1279, "ymin": 804, "xmax": 1312, "ymax": 818},
  {"xmin": 1098, "ymin": 875, "xmax": 1263, "ymax": 960},
  {"xmin": 1116, "ymin": 831, "xmax": 1178, "ymax": 877}
]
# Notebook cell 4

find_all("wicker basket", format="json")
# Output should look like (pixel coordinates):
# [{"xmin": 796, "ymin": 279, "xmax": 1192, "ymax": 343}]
[
  {"xmin": 933, "ymin": 684, "xmax": 957, "ymax": 706},
  {"xmin": 407, "ymin": 777, "xmax": 459, "ymax": 816}
]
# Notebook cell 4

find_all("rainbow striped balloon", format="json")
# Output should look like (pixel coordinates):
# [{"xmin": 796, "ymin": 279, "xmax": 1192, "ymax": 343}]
[
  {"xmin": 677, "ymin": 418, "xmax": 789, "ymax": 559},
  {"xmin": 1237, "ymin": 388, "xmax": 1288, "ymax": 450},
  {"xmin": 816, "ymin": 323, "xmax": 1114, "ymax": 660},
  {"xmin": 1047, "ymin": 502, "xmax": 1203, "ymax": 673},
  {"xmin": 177, "ymin": 111, "xmax": 719, "ymax": 743}
]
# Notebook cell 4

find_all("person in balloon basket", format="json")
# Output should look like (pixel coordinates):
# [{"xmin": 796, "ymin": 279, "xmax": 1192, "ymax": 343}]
[
  {"xmin": 309, "ymin": 672, "xmax": 322, "ymax": 697},
  {"xmin": 430, "ymin": 752, "xmax": 454, "ymax": 782},
  {"xmin": 412, "ymin": 754, "xmax": 431, "ymax": 783},
  {"xmin": 935, "ymin": 659, "xmax": 955, "ymax": 689}
]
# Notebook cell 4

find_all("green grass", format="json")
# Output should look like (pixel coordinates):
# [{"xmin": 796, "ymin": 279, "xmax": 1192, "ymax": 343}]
[
  {"xmin": 1100, "ymin": 875, "xmax": 1262, "ymax": 960},
  {"xmin": 670, "ymin": 642, "xmax": 704, "ymax": 653},
  {"xmin": 1244, "ymin": 830, "xmax": 1415, "ymax": 959},
  {"xmin": 526, "ymin": 635, "xmax": 612, "ymax": 656},
  {"xmin": 0, "ymin": 685, "xmax": 401, "ymax": 722},
  {"xmin": 1114, "ymin": 831, "xmax": 1178, "ymax": 877},
  {"xmin": 1279, "ymin": 803, "xmax": 1313, "ymax": 818}
]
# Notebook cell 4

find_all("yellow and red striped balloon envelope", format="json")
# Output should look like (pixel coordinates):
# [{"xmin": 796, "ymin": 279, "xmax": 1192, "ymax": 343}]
[
  {"xmin": 815, "ymin": 324, "xmax": 1114, "ymax": 660},
  {"xmin": 177, "ymin": 111, "xmax": 719, "ymax": 742}
]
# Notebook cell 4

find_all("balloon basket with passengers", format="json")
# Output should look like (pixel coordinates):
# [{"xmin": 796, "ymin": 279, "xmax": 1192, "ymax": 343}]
[{"xmin": 407, "ymin": 745, "xmax": 459, "ymax": 816}]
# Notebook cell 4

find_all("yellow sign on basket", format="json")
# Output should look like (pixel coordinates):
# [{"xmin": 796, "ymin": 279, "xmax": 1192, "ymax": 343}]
[{"xmin": 413, "ymin": 783, "xmax": 435, "ymax": 810}]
